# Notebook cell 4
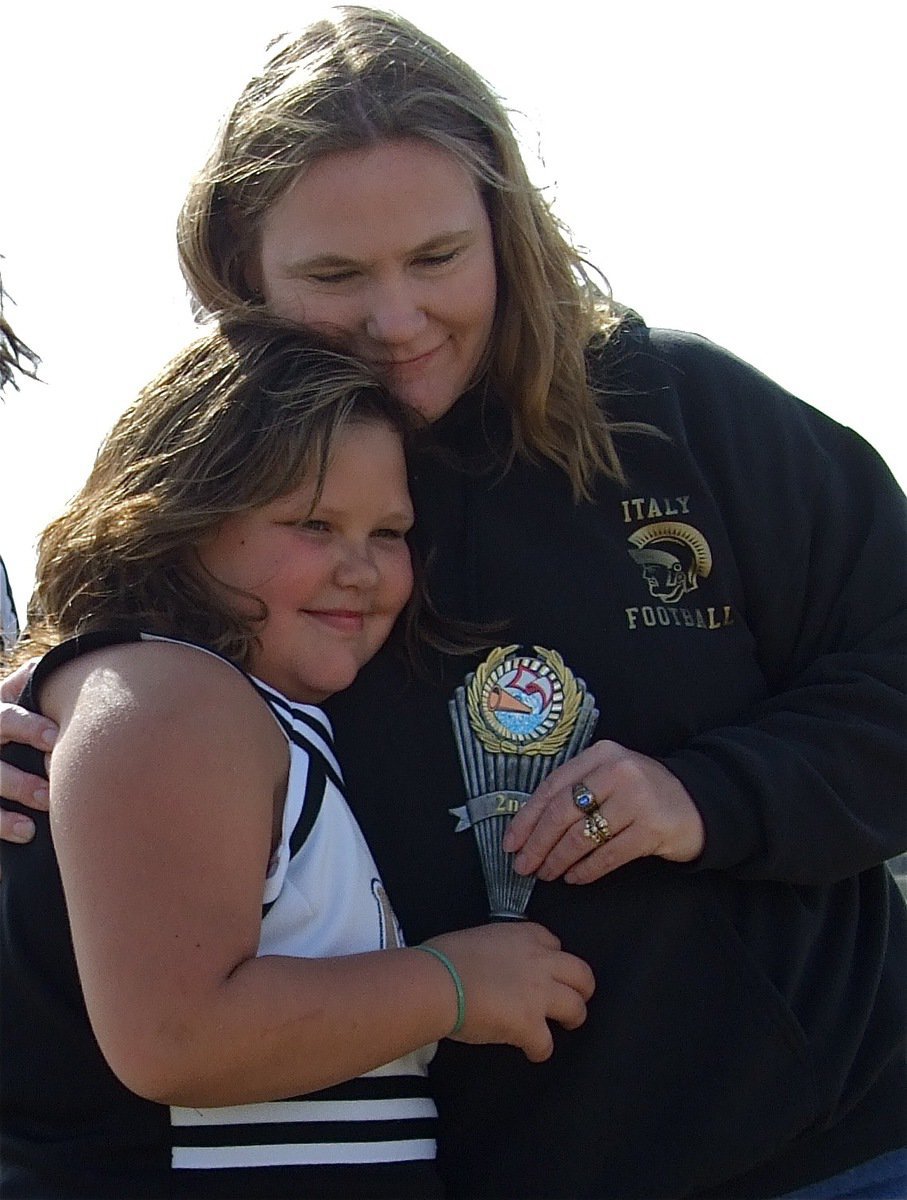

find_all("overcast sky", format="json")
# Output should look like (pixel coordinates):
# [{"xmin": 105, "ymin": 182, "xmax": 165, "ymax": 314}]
[{"xmin": 2, "ymin": 0, "xmax": 904, "ymax": 616}]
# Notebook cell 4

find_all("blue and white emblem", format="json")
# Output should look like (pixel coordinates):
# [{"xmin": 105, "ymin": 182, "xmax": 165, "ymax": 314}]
[{"xmin": 470, "ymin": 646, "xmax": 578, "ymax": 752}]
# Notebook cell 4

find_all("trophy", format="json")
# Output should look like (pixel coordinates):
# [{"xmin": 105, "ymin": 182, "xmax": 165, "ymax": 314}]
[{"xmin": 449, "ymin": 645, "xmax": 599, "ymax": 920}]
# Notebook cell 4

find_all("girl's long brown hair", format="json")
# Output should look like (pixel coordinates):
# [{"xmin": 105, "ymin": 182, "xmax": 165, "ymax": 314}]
[{"xmin": 15, "ymin": 315, "xmax": 422, "ymax": 669}]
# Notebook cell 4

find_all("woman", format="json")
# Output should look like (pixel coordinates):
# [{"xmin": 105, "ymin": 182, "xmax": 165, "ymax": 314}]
[
  {"xmin": 0, "ymin": 317, "xmax": 594, "ymax": 1199},
  {"xmin": 2, "ymin": 7, "xmax": 905, "ymax": 1197}
]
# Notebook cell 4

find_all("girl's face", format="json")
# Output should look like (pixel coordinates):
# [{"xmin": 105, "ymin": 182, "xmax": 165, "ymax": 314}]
[
  {"xmin": 254, "ymin": 139, "xmax": 498, "ymax": 422},
  {"xmin": 196, "ymin": 420, "xmax": 414, "ymax": 703}
]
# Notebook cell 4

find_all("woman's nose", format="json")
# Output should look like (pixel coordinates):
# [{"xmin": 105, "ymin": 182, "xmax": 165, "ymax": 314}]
[{"xmin": 364, "ymin": 280, "xmax": 428, "ymax": 344}]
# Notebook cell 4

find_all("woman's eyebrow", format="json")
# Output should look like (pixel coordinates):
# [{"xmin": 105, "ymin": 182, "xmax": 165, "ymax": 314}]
[
  {"xmin": 282, "ymin": 230, "xmax": 475, "ymax": 276},
  {"xmin": 409, "ymin": 229, "xmax": 474, "ymax": 252}
]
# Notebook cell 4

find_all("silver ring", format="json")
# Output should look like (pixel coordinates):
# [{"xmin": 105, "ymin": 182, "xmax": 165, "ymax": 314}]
[{"xmin": 572, "ymin": 783, "xmax": 599, "ymax": 815}]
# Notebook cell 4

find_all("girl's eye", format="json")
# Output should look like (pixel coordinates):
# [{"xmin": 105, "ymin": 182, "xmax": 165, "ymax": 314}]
[
  {"xmin": 373, "ymin": 527, "xmax": 409, "ymax": 540},
  {"xmin": 299, "ymin": 519, "xmax": 330, "ymax": 533}
]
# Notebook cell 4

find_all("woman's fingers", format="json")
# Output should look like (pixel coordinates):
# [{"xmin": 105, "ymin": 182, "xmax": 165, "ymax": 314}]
[
  {"xmin": 0, "ymin": 702, "xmax": 57, "ymax": 755},
  {"xmin": 504, "ymin": 740, "xmax": 704, "ymax": 883},
  {"xmin": 563, "ymin": 821, "xmax": 654, "ymax": 885},
  {"xmin": 0, "ymin": 661, "xmax": 38, "ymax": 704},
  {"xmin": 503, "ymin": 742, "xmax": 625, "ymax": 871},
  {"xmin": 531, "ymin": 808, "xmax": 628, "ymax": 882},
  {"xmin": 502, "ymin": 758, "xmax": 590, "ymax": 853},
  {"xmin": 0, "ymin": 803, "xmax": 39, "ymax": 843},
  {"xmin": 0, "ymin": 696, "xmax": 56, "ymax": 837}
]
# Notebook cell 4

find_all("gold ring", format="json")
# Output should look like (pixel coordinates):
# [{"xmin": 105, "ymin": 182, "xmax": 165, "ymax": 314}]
[
  {"xmin": 572, "ymin": 783, "xmax": 599, "ymax": 815},
  {"xmin": 583, "ymin": 812, "xmax": 612, "ymax": 846}
]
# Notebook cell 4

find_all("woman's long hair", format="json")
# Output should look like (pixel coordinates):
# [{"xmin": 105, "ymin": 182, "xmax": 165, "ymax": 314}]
[{"xmin": 178, "ymin": 6, "xmax": 634, "ymax": 499}]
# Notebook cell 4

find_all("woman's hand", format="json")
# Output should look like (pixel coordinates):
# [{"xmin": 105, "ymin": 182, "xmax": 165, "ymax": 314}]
[
  {"xmin": 0, "ymin": 661, "xmax": 55, "ymax": 843},
  {"xmin": 430, "ymin": 921, "xmax": 595, "ymax": 1062},
  {"xmin": 501, "ymin": 740, "xmax": 705, "ymax": 885}
]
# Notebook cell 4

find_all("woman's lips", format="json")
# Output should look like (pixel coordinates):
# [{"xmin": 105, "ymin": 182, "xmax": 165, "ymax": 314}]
[{"xmin": 376, "ymin": 343, "xmax": 444, "ymax": 371}]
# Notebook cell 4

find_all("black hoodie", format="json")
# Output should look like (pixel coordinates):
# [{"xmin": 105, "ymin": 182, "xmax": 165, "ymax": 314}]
[
  {"xmin": 327, "ymin": 323, "xmax": 907, "ymax": 1198},
  {"xmin": 2, "ymin": 323, "xmax": 904, "ymax": 1199}
]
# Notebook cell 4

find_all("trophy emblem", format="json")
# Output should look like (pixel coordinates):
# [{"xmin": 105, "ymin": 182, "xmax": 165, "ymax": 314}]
[{"xmin": 449, "ymin": 645, "xmax": 599, "ymax": 920}]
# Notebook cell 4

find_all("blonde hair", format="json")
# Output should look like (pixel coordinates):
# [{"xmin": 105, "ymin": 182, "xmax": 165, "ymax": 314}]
[
  {"xmin": 18, "ymin": 315, "xmax": 417, "ymax": 669},
  {"xmin": 178, "ymin": 5, "xmax": 633, "ymax": 499}
]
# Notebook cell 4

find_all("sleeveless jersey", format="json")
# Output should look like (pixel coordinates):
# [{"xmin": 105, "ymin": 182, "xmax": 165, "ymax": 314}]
[{"xmin": 0, "ymin": 630, "xmax": 441, "ymax": 1199}]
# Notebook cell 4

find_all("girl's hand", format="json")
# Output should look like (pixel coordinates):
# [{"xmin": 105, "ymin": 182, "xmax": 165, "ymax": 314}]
[
  {"xmin": 428, "ymin": 921, "xmax": 595, "ymax": 1062},
  {"xmin": 501, "ymin": 739, "xmax": 705, "ymax": 885}
]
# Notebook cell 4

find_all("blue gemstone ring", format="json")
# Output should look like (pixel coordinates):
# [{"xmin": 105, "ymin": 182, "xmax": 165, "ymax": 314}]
[{"xmin": 572, "ymin": 783, "xmax": 599, "ymax": 815}]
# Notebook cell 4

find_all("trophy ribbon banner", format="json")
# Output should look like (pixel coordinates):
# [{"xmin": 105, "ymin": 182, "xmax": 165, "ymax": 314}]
[{"xmin": 449, "ymin": 645, "xmax": 599, "ymax": 920}]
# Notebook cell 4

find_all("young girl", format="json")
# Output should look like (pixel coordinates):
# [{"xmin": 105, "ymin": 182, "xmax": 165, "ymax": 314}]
[{"xmin": 0, "ymin": 315, "xmax": 594, "ymax": 1200}]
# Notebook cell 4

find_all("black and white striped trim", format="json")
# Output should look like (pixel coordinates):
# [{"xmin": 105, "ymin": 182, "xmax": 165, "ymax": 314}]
[{"xmin": 171, "ymin": 1076, "xmax": 437, "ymax": 1168}]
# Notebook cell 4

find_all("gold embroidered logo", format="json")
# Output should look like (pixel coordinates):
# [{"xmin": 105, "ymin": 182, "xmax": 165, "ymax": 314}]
[
  {"xmin": 627, "ymin": 521, "xmax": 713, "ymax": 604},
  {"xmin": 622, "ymin": 512, "xmax": 734, "ymax": 632}
]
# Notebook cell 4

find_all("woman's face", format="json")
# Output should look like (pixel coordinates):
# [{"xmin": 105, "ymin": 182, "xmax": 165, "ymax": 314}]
[{"xmin": 254, "ymin": 139, "xmax": 498, "ymax": 422}]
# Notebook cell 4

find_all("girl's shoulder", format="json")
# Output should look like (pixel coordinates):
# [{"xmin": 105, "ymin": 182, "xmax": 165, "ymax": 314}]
[{"xmin": 37, "ymin": 631, "xmax": 284, "ymax": 775}]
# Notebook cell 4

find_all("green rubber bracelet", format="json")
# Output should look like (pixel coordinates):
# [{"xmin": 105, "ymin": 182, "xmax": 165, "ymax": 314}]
[{"xmin": 414, "ymin": 944, "xmax": 466, "ymax": 1036}]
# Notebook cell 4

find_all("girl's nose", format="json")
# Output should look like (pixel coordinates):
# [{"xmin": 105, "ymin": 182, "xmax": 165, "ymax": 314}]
[{"xmin": 335, "ymin": 542, "xmax": 380, "ymax": 588}]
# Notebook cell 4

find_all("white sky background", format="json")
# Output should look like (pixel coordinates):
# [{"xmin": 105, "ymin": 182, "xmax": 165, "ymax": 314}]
[{"xmin": 1, "ymin": 0, "xmax": 904, "ymax": 617}]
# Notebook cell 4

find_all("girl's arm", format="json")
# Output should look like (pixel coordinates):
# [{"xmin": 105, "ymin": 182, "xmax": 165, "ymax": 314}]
[{"xmin": 45, "ymin": 641, "xmax": 592, "ymax": 1107}]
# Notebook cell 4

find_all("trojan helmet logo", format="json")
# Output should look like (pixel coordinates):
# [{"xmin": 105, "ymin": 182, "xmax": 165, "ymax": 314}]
[{"xmin": 627, "ymin": 522, "xmax": 713, "ymax": 604}]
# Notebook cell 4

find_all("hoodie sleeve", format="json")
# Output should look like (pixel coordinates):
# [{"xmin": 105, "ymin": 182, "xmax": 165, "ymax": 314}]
[{"xmin": 650, "ymin": 333, "xmax": 907, "ymax": 883}]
